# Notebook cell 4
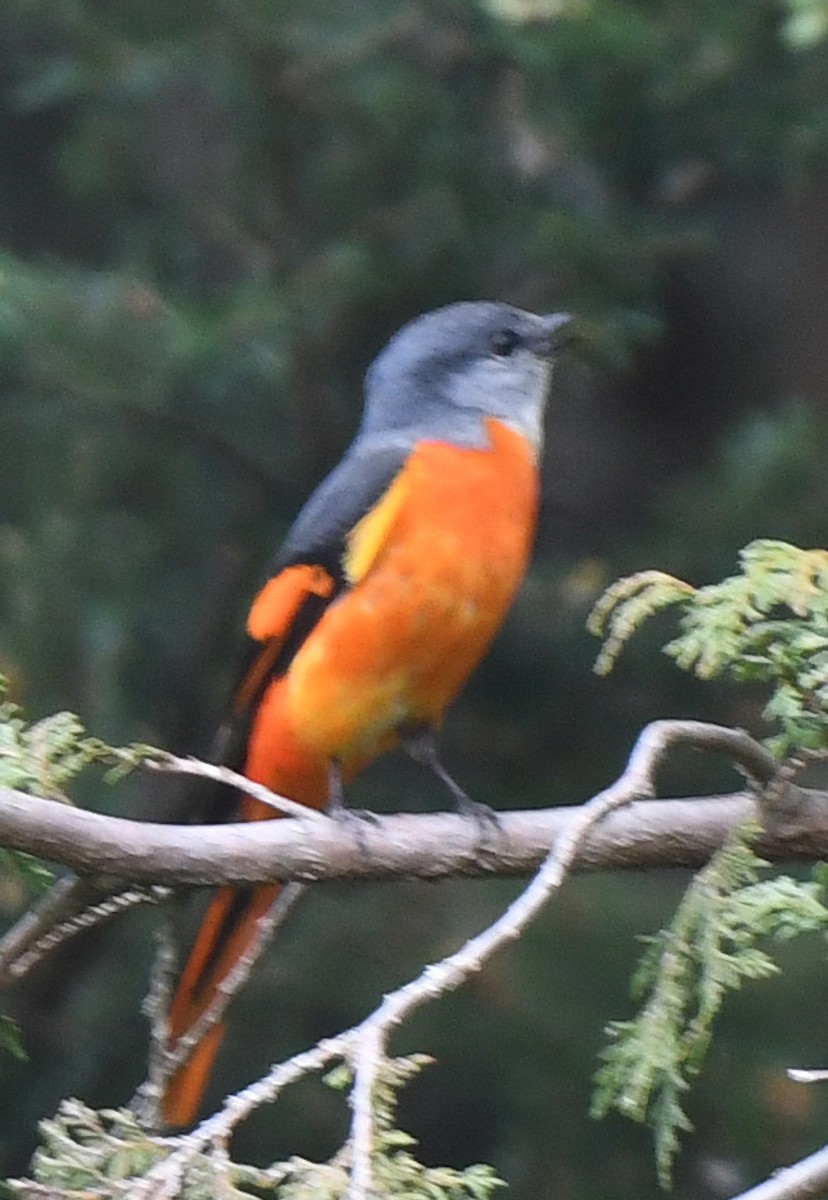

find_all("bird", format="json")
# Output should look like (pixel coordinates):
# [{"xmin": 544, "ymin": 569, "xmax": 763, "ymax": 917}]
[{"xmin": 161, "ymin": 299, "xmax": 572, "ymax": 1127}]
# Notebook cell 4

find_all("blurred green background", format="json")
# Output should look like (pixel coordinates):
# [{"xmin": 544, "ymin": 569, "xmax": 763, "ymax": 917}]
[{"xmin": 3, "ymin": 1, "xmax": 828, "ymax": 1196}]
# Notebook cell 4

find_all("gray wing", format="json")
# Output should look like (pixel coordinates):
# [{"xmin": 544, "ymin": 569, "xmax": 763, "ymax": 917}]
[{"xmin": 273, "ymin": 437, "xmax": 410, "ymax": 582}]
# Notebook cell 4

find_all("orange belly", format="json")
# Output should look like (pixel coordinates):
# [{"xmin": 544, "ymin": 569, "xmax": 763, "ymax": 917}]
[{"xmin": 285, "ymin": 418, "xmax": 538, "ymax": 764}]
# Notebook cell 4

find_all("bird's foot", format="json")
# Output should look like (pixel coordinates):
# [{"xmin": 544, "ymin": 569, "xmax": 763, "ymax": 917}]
[
  {"xmin": 446, "ymin": 782, "xmax": 503, "ymax": 857},
  {"xmin": 329, "ymin": 804, "xmax": 380, "ymax": 857},
  {"xmin": 401, "ymin": 725, "xmax": 503, "ymax": 845},
  {"xmin": 450, "ymin": 787, "xmax": 501, "ymax": 828},
  {"xmin": 326, "ymin": 762, "xmax": 379, "ymax": 853}
]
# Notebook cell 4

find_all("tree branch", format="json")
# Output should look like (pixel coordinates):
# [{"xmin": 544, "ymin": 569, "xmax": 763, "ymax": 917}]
[
  {"xmin": 1, "ymin": 786, "xmax": 827, "ymax": 888},
  {"xmin": 730, "ymin": 1140, "xmax": 828, "ymax": 1200},
  {"xmin": 0, "ymin": 719, "xmax": 819, "ymax": 995},
  {"xmin": 0, "ymin": 724, "xmax": 822, "ymax": 899}
]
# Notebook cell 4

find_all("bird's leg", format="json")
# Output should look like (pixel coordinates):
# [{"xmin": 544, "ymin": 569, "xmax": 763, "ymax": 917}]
[
  {"xmin": 401, "ymin": 725, "xmax": 499, "ymax": 827},
  {"xmin": 326, "ymin": 760, "xmax": 346, "ymax": 815},
  {"xmin": 326, "ymin": 760, "xmax": 379, "ymax": 845}
]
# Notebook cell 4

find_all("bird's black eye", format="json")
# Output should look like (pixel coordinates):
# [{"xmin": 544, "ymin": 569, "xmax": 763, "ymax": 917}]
[{"xmin": 490, "ymin": 328, "xmax": 522, "ymax": 358}]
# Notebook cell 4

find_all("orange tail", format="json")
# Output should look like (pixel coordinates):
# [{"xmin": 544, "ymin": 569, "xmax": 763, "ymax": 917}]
[
  {"xmin": 162, "ymin": 677, "xmax": 330, "ymax": 1127},
  {"xmin": 162, "ymin": 881, "xmax": 283, "ymax": 1126}
]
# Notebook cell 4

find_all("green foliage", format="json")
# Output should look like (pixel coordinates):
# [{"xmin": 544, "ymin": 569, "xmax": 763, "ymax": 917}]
[
  {"xmin": 0, "ymin": 678, "xmax": 169, "ymax": 913},
  {"xmin": 0, "ymin": 1014, "xmax": 27, "ymax": 1063},
  {"xmin": 8, "ymin": 1101, "xmax": 190, "ymax": 1199},
  {"xmin": 590, "ymin": 543, "xmax": 828, "ymax": 1179},
  {"xmin": 9, "ymin": 1058, "xmax": 505, "ymax": 1200},
  {"xmin": 0, "ymin": 680, "xmax": 102, "ymax": 901},
  {"xmin": 0, "ymin": 674, "xmax": 170, "ymax": 800},
  {"xmin": 0, "ymin": 684, "xmax": 113, "ymax": 802},
  {"xmin": 588, "ymin": 572, "xmax": 695, "ymax": 678},
  {"xmin": 589, "ymin": 539, "xmax": 828, "ymax": 755},
  {"xmin": 277, "ymin": 1058, "xmax": 505, "ymax": 1200},
  {"xmin": 0, "ymin": 849, "xmax": 53, "ymax": 900},
  {"xmin": 0, "ymin": 679, "xmax": 111, "ymax": 899},
  {"xmin": 592, "ymin": 833, "xmax": 828, "ymax": 1186},
  {"xmin": 783, "ymin": 0, "xmax": 828, "ymax": 47}
]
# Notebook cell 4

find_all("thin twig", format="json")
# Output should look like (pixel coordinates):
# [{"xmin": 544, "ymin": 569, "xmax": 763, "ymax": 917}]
[
  {"xmin": 133, "ymin": 922, "xmax": 180, "ymax": 1128},
  {"xmin": 342, "ymin": 717, "xmax": 676, "ymax": 1198},
  {"xmin": 2, "ymin": 886, "xmax": 170, "ymax": 982},
  {"xmin": 145, "ymin": 754, "xmax": 329, "ymax": 822},
  {"xmin": 348, "ymin": 1024, "xmax": 382, "ymax": 1200},
  {"xmin": 727, "ymin": 1142, "xmax": 828, "ymax": 1200},
  {"xmin": 0, "ymin": 875, "xmax": 114, "ymax": 981},
  {"xmin": 788, "ymin": 1068, "xmax": 828, "ymax": 1083},
  {"xmin": 616, "ymin": 718, "xmax": 780, "ymax": 788},
  {"xmin": 135, "ymin": 1037, "xmax": 350, "ymax": 1198},
  {"xmin": 153, "ymin": 883, "xmax": 305, "ymax": 1094}
]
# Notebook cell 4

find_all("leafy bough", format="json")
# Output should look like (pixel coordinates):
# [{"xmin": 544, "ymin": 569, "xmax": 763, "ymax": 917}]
[{"xmin": 589, "ymin": 539, "xmax": 828, "ymax": 1184}]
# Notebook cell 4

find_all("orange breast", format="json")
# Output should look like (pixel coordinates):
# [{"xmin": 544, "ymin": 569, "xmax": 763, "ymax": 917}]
[{"xmin": 285, "ymin": 418, "xmax": 539, "ymax": 764}]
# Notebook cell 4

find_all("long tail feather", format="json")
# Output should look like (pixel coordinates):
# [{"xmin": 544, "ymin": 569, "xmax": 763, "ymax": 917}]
[
  {"xmin": 161, "ymin": 676, "xmax": 329, "ymax": 1126},
  {"xmin": 162, "ymin": 882, "xmax": 282, "ymax": 1127}
]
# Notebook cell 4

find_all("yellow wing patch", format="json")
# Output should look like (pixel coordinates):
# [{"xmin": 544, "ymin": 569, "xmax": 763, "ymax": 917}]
[{"xmin": 343, "ymin": 469, "xmax": 412, "ymax": 585}]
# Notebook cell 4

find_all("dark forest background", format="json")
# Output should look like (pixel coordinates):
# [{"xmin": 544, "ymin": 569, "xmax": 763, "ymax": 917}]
[{"xmin": 2, "ymin": 2, "xmax": 828, "ymax": 1197}]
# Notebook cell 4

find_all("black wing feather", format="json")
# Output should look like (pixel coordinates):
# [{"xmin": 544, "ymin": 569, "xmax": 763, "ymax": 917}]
[{"xmin": 204, "ymin": 438, "xmax": 409, "ymax": 804}]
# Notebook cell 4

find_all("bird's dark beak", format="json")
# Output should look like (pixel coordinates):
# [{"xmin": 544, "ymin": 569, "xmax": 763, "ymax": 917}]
[{"xmin": 533, "ymin": 312, "xmax": 575, "ymax": 358}]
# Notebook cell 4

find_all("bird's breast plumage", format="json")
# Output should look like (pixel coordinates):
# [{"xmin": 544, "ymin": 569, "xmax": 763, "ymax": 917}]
[{"xmin": 285, "ymin": 418, "xmax": 539, "ymax": 762}]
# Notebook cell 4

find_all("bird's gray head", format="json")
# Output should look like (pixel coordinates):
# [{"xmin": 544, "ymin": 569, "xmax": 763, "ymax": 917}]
[{"xmin": 360, "ymin": 301, "xmax": 571, "ymax": 454}]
